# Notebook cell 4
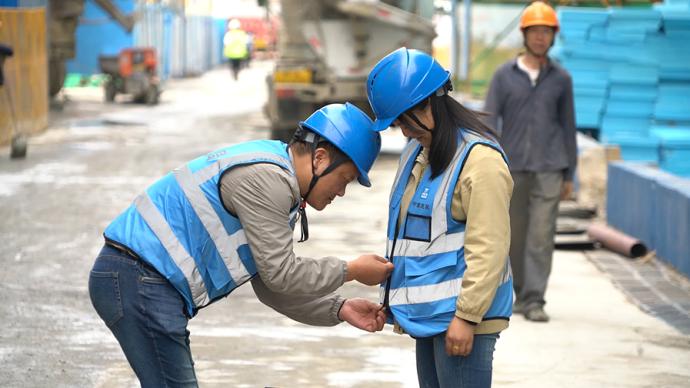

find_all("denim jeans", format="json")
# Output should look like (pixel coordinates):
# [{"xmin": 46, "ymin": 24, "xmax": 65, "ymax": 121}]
[
  {"xmin": 89, "ymin": 244, "xmax": 198, "ymax": 387},
  {"xmin": 416, "ymin": 332, "xmax": 499, "ymax": 388}
]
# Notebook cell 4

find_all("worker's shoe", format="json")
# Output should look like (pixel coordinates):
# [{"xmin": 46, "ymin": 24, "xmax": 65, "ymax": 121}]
[
  {"xmin": 524, "ymin": 305, "xmax": 550, "ymax": 322},
  {"xmin": 512, "ymin": 301, "xmax": 525, "ymax": 314}
]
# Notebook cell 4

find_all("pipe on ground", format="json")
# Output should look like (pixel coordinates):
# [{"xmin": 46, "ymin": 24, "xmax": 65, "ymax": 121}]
[{"xmin": 587, "ymin": 223, "xmax": 648, "ymax": 258}]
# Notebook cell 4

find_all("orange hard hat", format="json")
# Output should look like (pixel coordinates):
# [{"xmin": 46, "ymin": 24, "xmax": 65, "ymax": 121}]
[{"xmin": 520, "ymin": 1, "xmax": 559, "ymax": 31}]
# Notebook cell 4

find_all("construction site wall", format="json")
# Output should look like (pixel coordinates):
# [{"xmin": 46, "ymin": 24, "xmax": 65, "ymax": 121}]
[
  {"xmin": 0, "ymin": 7, "xmax": 48, "ymax": 146},
  {"xmin": 608, "ymin": 162, "xmax": 690, "ymax": 279}
]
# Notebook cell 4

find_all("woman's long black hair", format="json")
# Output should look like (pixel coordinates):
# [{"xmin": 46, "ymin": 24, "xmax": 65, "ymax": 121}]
[{"xmin": 425, "ymin": 83, "xmax": 498, "ymax": 179}]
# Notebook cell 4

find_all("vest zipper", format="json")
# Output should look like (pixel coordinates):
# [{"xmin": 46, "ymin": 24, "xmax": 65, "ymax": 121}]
[{"xmin": 382, "ymin": 224, "xmax": 400, "ymax": 315}]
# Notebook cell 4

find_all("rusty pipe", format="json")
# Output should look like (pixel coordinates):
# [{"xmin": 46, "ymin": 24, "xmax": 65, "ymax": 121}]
[{"xmin": 587, "ymin": 223, "xmax": 648, "ymax": 258}]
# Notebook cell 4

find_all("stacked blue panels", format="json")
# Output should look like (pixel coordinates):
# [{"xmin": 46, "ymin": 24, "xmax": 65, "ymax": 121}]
[
  {"xmin": 652, "ymin": 126, "xmax": 690, "ymax": 177},
  {"xmin": 558, "ymin": 8, "xmax": 608, "ymax": 42},
  {"xmin": 555, "ymin": 1, "xmax": 690, "ymax": 176},
  {"xmin": 654, "ymin": 83, "xmax": 690, "ymax": 122},
  {"xmin": 607, "ymin": 8, "xmax": 662, "ymax": 42},
  {"xmin": 562, "ymin": 58, "xmax": 610, "ymax": 128},
  {"xmin": 601, "ymin": 116, "xmax": 652, "ymax": 140},
  {"xmin": 607, "ymin": 83, "xmax": 658, "ymax": 101},
  {"xmin": 654, "ymin": 175, "xmax": 690, "ymax": 277},
  {"xmin": 647, "ymin": 33, "xmax": 690, "ymax": 81},
  {"xmin": 602, "ymin": 64, "xmax": 658, "ymax": 141}
]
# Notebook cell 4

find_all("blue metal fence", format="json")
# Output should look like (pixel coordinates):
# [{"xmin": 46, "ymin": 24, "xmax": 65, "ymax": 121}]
[
  {"xmin": 66, "ymin": 1, "xmax": 224, "ymax": 81},
  {"xmin": 608, "ymin": 162, "xmax": 690, "ymax": 278}
]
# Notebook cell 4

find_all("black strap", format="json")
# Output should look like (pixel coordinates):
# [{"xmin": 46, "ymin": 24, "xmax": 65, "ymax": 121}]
[
  {"xmin": 298, "ymin": 203, "xmax": 310, "ymax": 242},
  {"xmin": 296, "ymin": 144, "xmax": 348, "ymax": 243},
  {"xmin": 405, "ymin": 111, "xmax": 432, "ymax": 132}
]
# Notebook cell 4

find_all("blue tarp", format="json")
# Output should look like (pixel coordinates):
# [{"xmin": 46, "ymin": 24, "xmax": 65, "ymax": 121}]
[{"xmin": 66, "ymin": 0, "xmax": 135, "ymax": 75}]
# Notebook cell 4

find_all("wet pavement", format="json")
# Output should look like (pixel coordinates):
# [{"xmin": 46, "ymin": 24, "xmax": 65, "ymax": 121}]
[{"xmin": 1, "ymin": 62, "xmax": 689, "ymax": 387}]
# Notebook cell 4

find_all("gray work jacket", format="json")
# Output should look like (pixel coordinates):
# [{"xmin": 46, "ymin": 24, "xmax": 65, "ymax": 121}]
[
  {"xmin": 484, "ymin": 57, "xmax": 577, "ymax": 181},
  {"xmin": 221, "ymin": 162, "xmax": 347, "ymax": 326}
]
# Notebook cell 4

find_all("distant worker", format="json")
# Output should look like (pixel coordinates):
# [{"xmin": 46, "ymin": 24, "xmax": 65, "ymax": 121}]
[
  {"xmin": 89, "ymin": 102, "xmax": 392, "ymax": 386},
  {"xmin": 223, "ymin": 18, "xmax": 249, "ymax": 80},
  {"xmin": 484, "ymin": 1, "xmax": 577, "ymax": 323}
]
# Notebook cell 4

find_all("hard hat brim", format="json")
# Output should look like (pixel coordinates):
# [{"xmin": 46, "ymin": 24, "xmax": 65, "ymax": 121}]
[
  {"xmin": 372, "ymin": 117, "xmax": 396, "ymax": 132},
  {"xmin": 357, "ymin": 174, "xmax": 371, "ymax": 187}
]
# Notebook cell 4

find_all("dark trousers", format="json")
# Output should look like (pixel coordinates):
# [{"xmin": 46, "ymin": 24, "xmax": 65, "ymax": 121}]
[
  {"xmin": 229, "ymin": 58, "xmax": 242, "ymax": 80},
  {"xmin": 509, "ymin": 171, "xmax": 563, "ymax": 308}
]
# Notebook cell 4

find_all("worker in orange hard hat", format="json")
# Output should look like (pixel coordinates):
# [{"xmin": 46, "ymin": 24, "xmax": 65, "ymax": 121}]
[
  {"xmin": 520, "ymin": 1, "xmax": 560, "ymax": 61},
  {"xmin": 484, "ymin": 1, "xmax": 577, "ymax": 323},
  {"xmin": 520, "ymin": 0, "xmax": 559, "ymax": 30}
]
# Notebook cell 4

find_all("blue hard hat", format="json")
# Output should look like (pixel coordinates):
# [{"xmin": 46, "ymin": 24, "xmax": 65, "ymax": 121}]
[
  {"xmin": 299, "ymin": 103, "xmax": 381, "ymax": 187},
  {"xmin": 367, "ymin": 47, "xmax": 450, "ymax": 131}
]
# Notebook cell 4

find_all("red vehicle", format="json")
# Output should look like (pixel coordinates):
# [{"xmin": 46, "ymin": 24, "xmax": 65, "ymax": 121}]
[
  {"xmin": 99, "ymin": 47, "xmax": 160, "ymax": 105},
  {"xmin": 236, "ymin": 16, "xmax": 279, "ymax": 57}
]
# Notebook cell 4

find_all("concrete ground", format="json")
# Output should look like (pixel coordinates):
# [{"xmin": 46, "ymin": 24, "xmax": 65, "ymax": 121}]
[{"xmin": 1, "ymin": 62, "xmax": 689, "ymax": 387}]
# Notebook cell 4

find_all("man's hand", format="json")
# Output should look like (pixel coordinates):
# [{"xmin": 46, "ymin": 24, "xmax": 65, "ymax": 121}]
[
  {"xmin": 445, "ymin": 317, "xmax": 475, "ymax": 356},
  {"xmin": 346, "ymin": 254, "xmax": 394, "ymax": 286},
  {"xmin": 338, "ymin": 298, "xmax": 387, "ymax": 332},
  {"xmin": 561, "ymin": 181, "xmax": 574, "ymax": 201}
]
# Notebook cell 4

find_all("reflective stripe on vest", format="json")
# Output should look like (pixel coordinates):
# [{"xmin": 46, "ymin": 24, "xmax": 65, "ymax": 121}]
[
  {"xmin": 382, "ymin": 130, "xmax": 513, "ymax": 337},
  {"xmin": 105, "ymin": 140, "xmax": 297, "ymax": 316}
]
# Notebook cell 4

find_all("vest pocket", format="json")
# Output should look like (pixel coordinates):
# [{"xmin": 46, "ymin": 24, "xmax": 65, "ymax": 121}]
[
  {"xmin": 403, "ymin": 214, "xmax": 431, "ymax": 242},
  {"xmin": 404, "ymin": 251, "xmax": 458, "ymax": 277}
]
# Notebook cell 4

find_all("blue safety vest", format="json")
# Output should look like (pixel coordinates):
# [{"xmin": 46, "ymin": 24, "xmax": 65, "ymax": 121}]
[
  {"xmin": 104, "ymin": 140, "xmax": 299, "ymax": 317},
  {"xmin": 382, "ymin": 130, "xmax": 513, "ymax": 338}
]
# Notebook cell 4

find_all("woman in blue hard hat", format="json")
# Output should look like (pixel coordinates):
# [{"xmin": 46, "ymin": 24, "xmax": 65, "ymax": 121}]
[
  {"xmin": 88, "ymin": 102, "xmax": 393, "ymax": 387},
  {"xmin": 367, "ymin": 48, "xmax": 514, "ymax": 387}
]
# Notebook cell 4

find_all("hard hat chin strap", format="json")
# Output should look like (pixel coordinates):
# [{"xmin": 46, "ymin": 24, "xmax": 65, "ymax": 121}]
[
  {"xmin": 295, "ymin": 129, "xmax": 347, "ymax": 242},
  {"xmin": 402, "ymin": 83, "xmax": 450, "ymax": 133},
  {"xmin": 405, "ymin": 111, "xmax": 433, "ymax": 132}
]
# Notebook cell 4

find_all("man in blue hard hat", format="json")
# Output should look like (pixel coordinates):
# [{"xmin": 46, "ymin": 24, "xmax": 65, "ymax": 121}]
[{"xmin": 88, "ymin": 102, "xmax": 392, "ymax": 387}]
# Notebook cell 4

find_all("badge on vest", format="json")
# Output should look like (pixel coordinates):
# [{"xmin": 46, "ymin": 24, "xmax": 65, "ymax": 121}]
[{"xmin": 420, "ymin": 187, "xmax": 430, "ymax": 199}]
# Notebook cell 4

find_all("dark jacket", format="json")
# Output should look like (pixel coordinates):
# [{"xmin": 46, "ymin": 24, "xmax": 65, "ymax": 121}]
[{"xmin": 484, "ymin": 57, "xmax": 577, "ymax": 181}]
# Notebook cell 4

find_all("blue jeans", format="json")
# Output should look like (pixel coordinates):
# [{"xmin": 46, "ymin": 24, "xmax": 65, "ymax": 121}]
[
  {"xmin": 416, "ymin": 332, "xmax": 499, "ymax": 388},
  {"xmin": 89, "ymin": 244, "xmax": 198, "ymax": 387}
]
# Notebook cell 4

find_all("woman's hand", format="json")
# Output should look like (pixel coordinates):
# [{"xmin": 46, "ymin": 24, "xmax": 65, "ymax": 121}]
[{"xmin": 445, "ymin": 316, "xmax": 475, "ymax": 356}]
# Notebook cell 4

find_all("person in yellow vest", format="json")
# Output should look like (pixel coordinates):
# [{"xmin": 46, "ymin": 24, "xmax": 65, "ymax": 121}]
[{"xmin": 223, "ymin": 19, "xmax": 249, "ymax": 80}]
